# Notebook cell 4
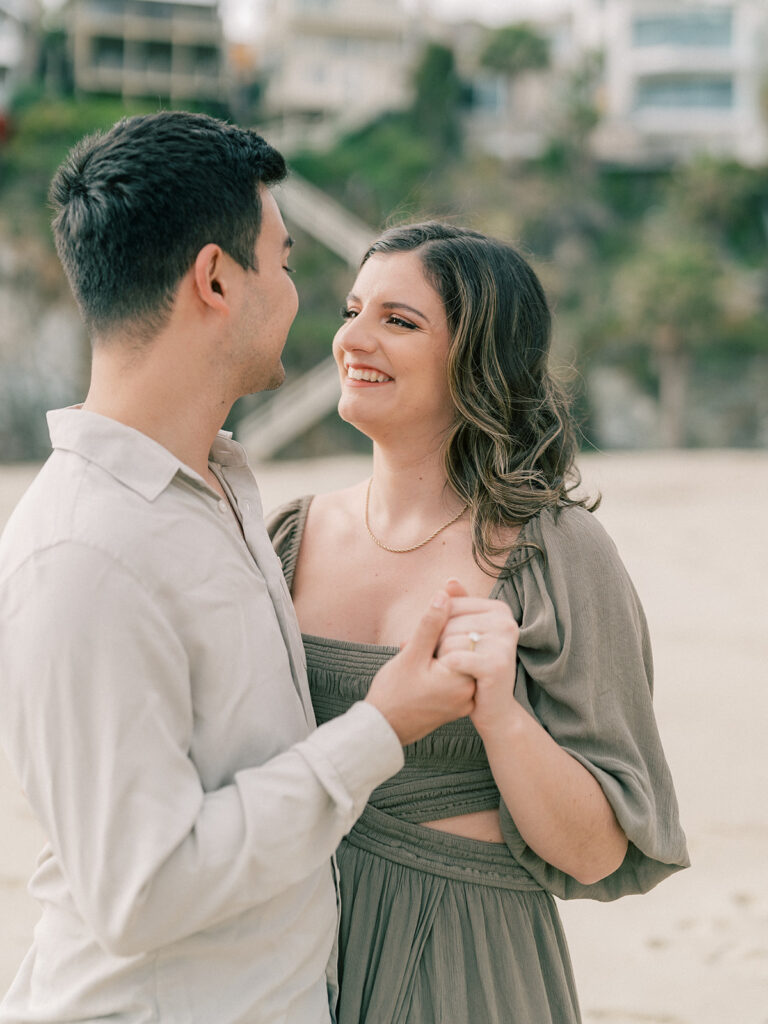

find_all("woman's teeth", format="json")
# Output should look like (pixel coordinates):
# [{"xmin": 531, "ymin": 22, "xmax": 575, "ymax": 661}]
[{"xmin": 347, "ymin": 367, "xmax": 392, "ymax": 383}]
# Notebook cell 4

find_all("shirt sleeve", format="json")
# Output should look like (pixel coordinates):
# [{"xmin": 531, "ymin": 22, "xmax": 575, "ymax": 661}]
[
  {"xmin": 0, "ymin": 541, "xmax": 403, "ymax": 958},
  {"xmin": 496, "ymin": 507, "xmax": 690, "ymax": 901}
]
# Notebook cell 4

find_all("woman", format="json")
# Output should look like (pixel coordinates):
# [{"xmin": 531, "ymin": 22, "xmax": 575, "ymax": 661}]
[{"xmin": 268, "ymin": 222, "xmax": 689, "ymax": 1023}]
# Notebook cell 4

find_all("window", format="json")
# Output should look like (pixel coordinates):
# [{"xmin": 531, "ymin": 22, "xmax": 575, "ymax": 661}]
[
  {"xmin": 135, "ymin": 40, "xmax": 172, "ymax": 72},
  {"xmin": 131, "ymin": 1, "xmax": 174, "ymax": 17},
  {"xmin": 89, "ymin": 0, "xmax": 127, "ymax": 15},
  {"xmin": 192, "ymin": 45, "xmax": 219, "ymax": 75},
  {"xmin": 471, "ymin": 75, "xmax": 505, "ymax": 114},
  {"xmin": 632, "ymin": 9, "xmax": 733, "ymax": 47},
  {"xmin": 634, "ymin": 75, "xmax": 734, "ymax": 109},
  {"xmin": 92, "ymin": 36, "xmax": 124, "ymax": 68}
]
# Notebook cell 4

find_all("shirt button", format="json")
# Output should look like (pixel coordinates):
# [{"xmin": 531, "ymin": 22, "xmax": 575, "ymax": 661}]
[
  {"xmin": 217, "ymin": 501, "xmax": 227, "ymax": 515},
  {"xmin": 242, "ymin": 501, "xmax": 251, "ymax": 514}
]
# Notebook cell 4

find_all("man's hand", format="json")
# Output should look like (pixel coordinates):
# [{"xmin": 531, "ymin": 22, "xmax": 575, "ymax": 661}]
[{"xmin": 365, "ymin": 590, "xmax": 476, "ymax": 746}]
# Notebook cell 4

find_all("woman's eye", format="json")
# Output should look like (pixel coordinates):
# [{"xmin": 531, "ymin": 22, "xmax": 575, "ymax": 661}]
[
  {"xmin": 283, "ymin": 265, "xmax": 296, "ymax": 275},
  {"xmin": 388, "ymin": 315, "xmax": 417, "ymax": 330},
  {"xmin": 340, "ymin": 307, "xmax": 358, "ymax": 320}
]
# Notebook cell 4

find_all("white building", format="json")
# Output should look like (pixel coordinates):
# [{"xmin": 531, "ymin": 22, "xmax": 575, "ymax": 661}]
[
  {"xmin": 577, "ymin": 0, "xmax": 768, "ymax": 165},
  {"xmin": 0, "ymin": 0, "xmax": 38, "ymax": 112},
  {"xmin": 70, "ymin": 0, "xmax": 227, "ymax": 106},
  {"xmin": 257, "ymin": 0, "xmax": 768, "ymax": 166},
  {"xmin": 260, "ymin": 0, "xmax": 421, "ymax": 139},
  {"xmin": 449, "ymin": 15, "xmax": 575, "ymax": 162}
]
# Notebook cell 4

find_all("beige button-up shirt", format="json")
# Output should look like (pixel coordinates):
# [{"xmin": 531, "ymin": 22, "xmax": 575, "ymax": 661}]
[{"xmin": 0, "ymin": 409, "xmax": 404, "ymax": 1024}]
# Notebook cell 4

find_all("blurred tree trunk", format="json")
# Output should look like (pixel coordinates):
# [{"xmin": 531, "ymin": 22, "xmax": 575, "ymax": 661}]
[{"xmin": 654, "ymin": 326, "xmax": 689, "ymax": 448}]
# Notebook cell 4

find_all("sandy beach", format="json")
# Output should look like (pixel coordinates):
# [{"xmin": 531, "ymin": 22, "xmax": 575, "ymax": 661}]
[{"xmin": 1, "ymin": 450, "xmax": 767, "ymax": 1023}]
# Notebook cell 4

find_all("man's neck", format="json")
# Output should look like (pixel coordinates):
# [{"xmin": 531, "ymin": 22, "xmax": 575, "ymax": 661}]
[{"xmin": 84, "ymin": 342, "xmax": 232, "ymax": 482}]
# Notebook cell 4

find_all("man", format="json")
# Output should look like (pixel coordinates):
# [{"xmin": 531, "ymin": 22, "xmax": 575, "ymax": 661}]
[{"xmin": 0, "ymin": 112, "xmax": 474, "ymax": 1024}]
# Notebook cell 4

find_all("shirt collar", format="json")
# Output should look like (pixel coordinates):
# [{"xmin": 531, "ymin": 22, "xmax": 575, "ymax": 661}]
[{"xmin": 47, "ymin": 407, "xmax": 247, "ymax": 502}]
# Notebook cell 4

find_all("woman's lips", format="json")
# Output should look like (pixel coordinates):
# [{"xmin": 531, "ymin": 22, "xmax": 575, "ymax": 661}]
[{"xmin": 344, "ymin": 364, "xmax": 394, "ymax": 385}]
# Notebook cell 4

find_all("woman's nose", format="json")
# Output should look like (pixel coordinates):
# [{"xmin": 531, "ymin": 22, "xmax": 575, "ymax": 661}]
[{"xmin": 337, "ymin": 315, "xmax": 377, "ymax": 353}]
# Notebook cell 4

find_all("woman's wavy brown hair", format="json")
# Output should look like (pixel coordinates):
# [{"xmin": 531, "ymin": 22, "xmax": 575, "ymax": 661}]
[{"xmin": 361, "ymin": 221, "xmax": 597, "ymax": 575}]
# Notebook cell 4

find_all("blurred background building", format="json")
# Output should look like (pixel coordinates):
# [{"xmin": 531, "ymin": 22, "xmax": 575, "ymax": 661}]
[
  {"xmin": 1, "ymin": 0, "xmax": 767, "ymax": 459},
  {"xmin": 585, "ymin": 0, "xmax": 768, "ymax": 166},
  {"xmin": 69, "ymin": 0, "xmax": 227, "ymax": 105},
  {"xmin": 0, "ymin": 0, "xmax": 39, "ymax": 119},
  {"xmin": 259, "ymin": 0, "xmax": 422, "ymax": 151}
]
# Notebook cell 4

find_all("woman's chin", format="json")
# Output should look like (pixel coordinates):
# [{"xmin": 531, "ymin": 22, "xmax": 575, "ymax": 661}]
[{"xmin": 337, "ymin": 395, "xmax": 386, "ymax": 433}]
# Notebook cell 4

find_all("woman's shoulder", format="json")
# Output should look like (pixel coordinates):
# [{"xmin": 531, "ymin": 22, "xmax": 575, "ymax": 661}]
[
  {"xmin": 523, "ymin": 503, "xmax": 620, "ymax": 566},
  {"xmin": 267, "ymin": 486, "xmax": 365, "ymax": 590},
  {"xmin": 504, "ymin": 502, "xmax": 635, "ymax": 606},
  {"xmin": 266, "ymin": 484, "xmax": 366, "ymax": 554}
]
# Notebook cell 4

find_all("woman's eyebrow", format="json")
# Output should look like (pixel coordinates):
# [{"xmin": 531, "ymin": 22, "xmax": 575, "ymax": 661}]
[
  {"xmin": 382, "ymin": 302, "xmax": 430, "ymax": 324},
  {"xmin": 346, "ymin": 293, "xmax": 431, "ymax": 325}
]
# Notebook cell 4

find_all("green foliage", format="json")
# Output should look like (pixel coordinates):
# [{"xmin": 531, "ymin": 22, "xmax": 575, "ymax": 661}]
[
  {"xmin": 290, "ymin": 40, "xmax": 472, "ymax": 229},
  {"xmin": 539, "ymin": 51, "xmax": 603, "ymax": 176},
  {"xmin": 479, "ymin": 23, "xmax": 549, "ymax": 76},
  {"xmin": 290, "ymin": 40, "xmax": 471, "ymax": 226},
  {"xmin": 1, "ymin": 95, "xmax": 166, "ymax": 236},
  {"xmin": 284, "ymin": 229, "xmax": 348, "ymax": 373},
  {"xmin": 615, "ymin": 217, "xmax": 722, "ymax": 351},
  {"xmin": 665, "ymin": 156, "xmax": 768, "ymax": 263},
  {"xmin": 409, "ymin": 42, "xmax": 464, "ymax": 154},
  {"xmin": 291, "ymin": 112, "xmax": 435, "ymax": 227},
  {"xmin": 3, "ymin": 45, "xmax": 768, "ymax": 451},
  {"xmin": 596, "ymin": 167, "xmax": 668, "ymax": 222}
]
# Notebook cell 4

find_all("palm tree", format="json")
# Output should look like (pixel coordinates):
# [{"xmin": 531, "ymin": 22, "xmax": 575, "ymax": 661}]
[{"xmin": 613, "ymin": 217, "xmax": 721, "ymax": 447}]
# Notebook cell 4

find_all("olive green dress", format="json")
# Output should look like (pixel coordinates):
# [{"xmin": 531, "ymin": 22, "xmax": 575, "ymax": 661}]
[{"xmin": 268, "ymin": 498, "xmax": 689, "ymax": 1024}]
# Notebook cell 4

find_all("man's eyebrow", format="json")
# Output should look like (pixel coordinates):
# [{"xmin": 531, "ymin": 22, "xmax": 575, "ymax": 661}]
[
  {"xmin": 345, "ymin": 294, "xmax": 431, "ymax": 325},
  {"xmin": 284, "ymin": 235, "xmax": 294, "ymax": 250}
]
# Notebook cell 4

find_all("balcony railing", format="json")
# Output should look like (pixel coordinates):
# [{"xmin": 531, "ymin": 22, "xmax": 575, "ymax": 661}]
[{"xmin": 76, "ymin": 1, "xmax": 219, "ymax": 43}]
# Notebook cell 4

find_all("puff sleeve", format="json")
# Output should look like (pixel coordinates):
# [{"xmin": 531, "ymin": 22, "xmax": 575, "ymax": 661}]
[
  {"xmin": 498, "ymin": 507, "xmax": 690, "ymax": 901},
  {"xmin": 267, "ymin": 496, "xmax": 311, "ymax": 589}
]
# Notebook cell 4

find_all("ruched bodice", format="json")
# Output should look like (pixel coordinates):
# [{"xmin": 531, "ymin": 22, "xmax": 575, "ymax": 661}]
[{"xmin": 305, "ymin": 634, "xmax": 500, "ymax": 823}]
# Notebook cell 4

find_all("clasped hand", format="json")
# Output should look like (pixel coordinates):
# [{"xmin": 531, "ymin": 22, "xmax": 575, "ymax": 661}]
[
  {"xmin": 436, "ymin": 579, "xmax": 522, "ymax": 737},
  {"xmin": 365, "ymin": 579, "xmax": 520, "ymax": 746}
]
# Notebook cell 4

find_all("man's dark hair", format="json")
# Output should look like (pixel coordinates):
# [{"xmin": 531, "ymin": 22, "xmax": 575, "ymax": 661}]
[{"xmin": 49, "ymin": 111, "xmax": 287, "ymax": 342}]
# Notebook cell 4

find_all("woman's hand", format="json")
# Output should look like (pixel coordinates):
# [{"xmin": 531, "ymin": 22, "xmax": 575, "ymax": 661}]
[
  {"xmin": 437, "ymin": 580, "xmax": 523, "ymax": 738},
  {"xmin": 439, "ymin": 580, "xmax": 628, "ymax": 882}
]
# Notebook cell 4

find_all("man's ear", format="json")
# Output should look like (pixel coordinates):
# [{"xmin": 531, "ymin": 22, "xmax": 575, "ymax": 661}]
[{"xmin": 193, "ymin": 243, "xmax": 230, "ymax": 313}]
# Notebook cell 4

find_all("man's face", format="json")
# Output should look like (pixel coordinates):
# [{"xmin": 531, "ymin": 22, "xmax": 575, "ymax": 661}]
[{"xmin": 231, "ymin": 186, "xmax": 298, "ymax": 395}]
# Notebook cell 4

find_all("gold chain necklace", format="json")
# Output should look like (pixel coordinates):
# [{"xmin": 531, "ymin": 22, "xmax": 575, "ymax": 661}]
[{"xmin": 364, "ymin": 478, "xmax": 469, "ymax": 553}]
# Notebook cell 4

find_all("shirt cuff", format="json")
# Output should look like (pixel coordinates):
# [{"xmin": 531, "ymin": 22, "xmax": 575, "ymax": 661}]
[{"xmin": 300, "ymin": 701, "xmax": 404, "ymax": 814}]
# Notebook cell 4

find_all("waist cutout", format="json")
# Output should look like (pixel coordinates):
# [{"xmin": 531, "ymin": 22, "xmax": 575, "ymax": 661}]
[{"xmin": 345, "ymin": 805, "xmax": 543, "ymax": 892}]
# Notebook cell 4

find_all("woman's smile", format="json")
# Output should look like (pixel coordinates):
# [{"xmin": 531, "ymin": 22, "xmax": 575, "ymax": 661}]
[
  {"xmin": 344, "ymin": 362, "xmax": 394, "ymax": 386},
  {"xmin": 333, "ymin": 252, "xmax": 454, "ymax": 442}
]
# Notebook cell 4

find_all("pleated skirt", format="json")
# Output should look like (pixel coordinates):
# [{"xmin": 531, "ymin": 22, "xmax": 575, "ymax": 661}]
[{"xmin": 335, "ymin": 805, "xmax": 581, "ymax": 1024}]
